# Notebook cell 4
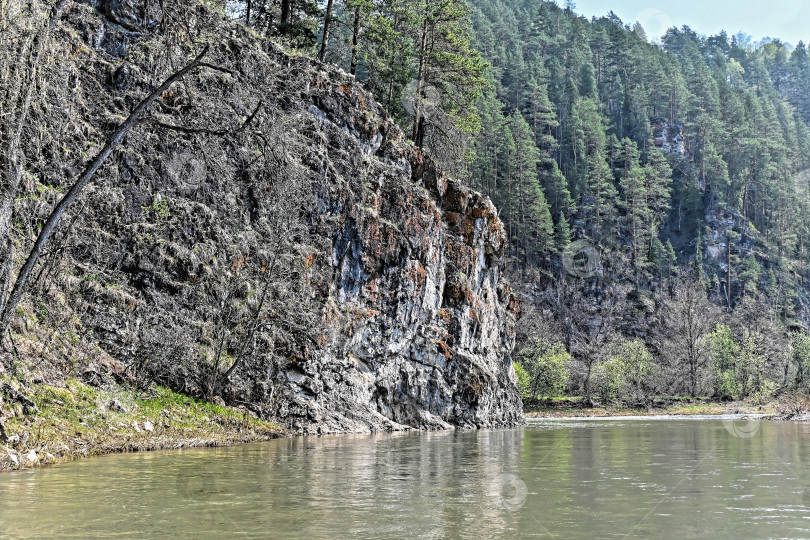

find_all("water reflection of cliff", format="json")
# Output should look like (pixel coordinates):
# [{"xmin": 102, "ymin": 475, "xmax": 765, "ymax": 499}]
[{"xmin": 257, "ymin": 429, "xmax": 528, "ymax": 537}]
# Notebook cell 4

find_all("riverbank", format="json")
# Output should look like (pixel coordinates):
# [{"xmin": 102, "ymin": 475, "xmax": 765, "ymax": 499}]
[
  {"xmin": 1, "ymin": 386, "xmax": 792, "ymax": 473},
  {"xmin": 525, "ymin": 397, "xmax": 778, "ymax": 418},
  {"xmin": 0, "ymin": 379, "xmax": 286, "ymax": 472}
]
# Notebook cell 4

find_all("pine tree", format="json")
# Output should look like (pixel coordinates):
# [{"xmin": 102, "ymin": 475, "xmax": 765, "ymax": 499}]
[
  {"xmin": 617, "ymin": 137, "xmax": 647, "ymax": 268},
  {"xmin": 358, "ymin": 0, "xmax": 415, "ymax": 120},
  {"xmin": 507, "ymin": 113, "xmax": 554, "ymax": 263},
  {"xmin": 408, "ymin": 0, "xmax": 488, "ymax": 156},
  {"xmin": 470, "ymin": 86, "xmax": 506, "ymax": 199},
  {"xmin": 277, "ymin": 0, "xmax": 320, "ymax": 47},
  {"xmin": 555, "ymin": 212, "xmax": 572, "ymax": 253},
  {"xmin": 572, "ymin": 97, "xmax": 617, "ymax": 243}
]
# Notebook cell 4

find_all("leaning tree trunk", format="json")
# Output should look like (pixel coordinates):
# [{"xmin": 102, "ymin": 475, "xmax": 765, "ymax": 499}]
[
  {"xmin": 280, "ymin": 0, "xmax": 290, "ymax": 35},
  {"xmin": 412, "ymin": 16, "xmax": 429, "ymax": 148},
  {"xmin": 0, "ymin": 46, "xmax": 221, "ymax": 339},
  {"xmin": 350, "ymin": 4, "xmax": 360, "ymax": 76},
  {"xmin": 318, "ymin": 0, "xmax": 335, "ymax": 62}
]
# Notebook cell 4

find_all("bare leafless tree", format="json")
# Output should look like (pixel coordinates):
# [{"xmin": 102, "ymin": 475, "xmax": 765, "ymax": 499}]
[
  {"xmin": 562, "ymin": 282, "xmax": 622, "ymax": 400},
  {"xmin": 200, "ymin": 116, "xmax": 323, "ymax": 399},
  {"xmin": 659, "ymin": 272, "xmax": 718, "ymax": 396}
]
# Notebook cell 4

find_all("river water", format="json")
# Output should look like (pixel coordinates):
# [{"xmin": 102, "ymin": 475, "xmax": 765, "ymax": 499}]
[{"xmin": 2, "ymin": 416, "xmax": 810, "ymax": 538}]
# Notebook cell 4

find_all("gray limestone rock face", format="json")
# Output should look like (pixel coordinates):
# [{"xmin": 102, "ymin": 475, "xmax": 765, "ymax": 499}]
[{"xmin": 651, "ymin": 117, "xmax": 686, "ymax": 156}]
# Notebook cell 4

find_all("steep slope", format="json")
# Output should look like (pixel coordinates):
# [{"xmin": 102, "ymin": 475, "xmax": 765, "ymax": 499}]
[{"xmin": 2, "ymin": 0, "xmax": 522, "ymax": 432}]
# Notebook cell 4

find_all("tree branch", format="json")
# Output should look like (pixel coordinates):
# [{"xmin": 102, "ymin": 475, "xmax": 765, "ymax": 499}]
[{"xmin": 142, "ymin": 100, "xmax": 263, "ymax": 136}]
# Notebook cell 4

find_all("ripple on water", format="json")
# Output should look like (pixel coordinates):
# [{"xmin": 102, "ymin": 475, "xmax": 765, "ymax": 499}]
[{"xmin": 0, "ymin": 418, "xmax": 809, "ymax": 538}]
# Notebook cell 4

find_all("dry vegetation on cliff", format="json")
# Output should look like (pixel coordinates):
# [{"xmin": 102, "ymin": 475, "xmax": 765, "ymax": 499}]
[{"xmin": 0, "ymin": 0, "xmax": 522, "ymax": 461}]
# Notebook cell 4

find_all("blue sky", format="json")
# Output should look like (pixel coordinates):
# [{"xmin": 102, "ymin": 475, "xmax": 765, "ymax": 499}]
[{"xmin": 570, "ymin": 0, "xmax": 810, "ymax": 45}]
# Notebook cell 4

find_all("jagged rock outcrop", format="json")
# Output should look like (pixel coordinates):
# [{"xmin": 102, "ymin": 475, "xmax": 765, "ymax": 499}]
[
  {"xmin": 651, "ymin": 117, "xmax": 686, "ymax": 156},
  {"xmin": 8, "ymin": 0, "xmax": 522, "ymax": 432},
  {"xmin": 268, "ymin": 77, "xmax": 523, "ymax": 432}
]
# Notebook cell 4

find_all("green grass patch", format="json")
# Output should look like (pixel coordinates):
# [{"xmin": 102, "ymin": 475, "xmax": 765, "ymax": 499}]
[{"xmin": 2, "ymin": 380, "xmax": 285, "ymax": 472}]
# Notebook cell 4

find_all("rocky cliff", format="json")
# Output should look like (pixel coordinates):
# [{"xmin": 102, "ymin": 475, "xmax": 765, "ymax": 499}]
[{"xmin": 4, "ymin": 0, "xmax": 523, "ymax": 432}]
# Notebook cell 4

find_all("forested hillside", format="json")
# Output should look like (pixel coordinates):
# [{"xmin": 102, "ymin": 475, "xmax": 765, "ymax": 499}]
[
  {"xmin": 469, "ymin": 0, "xmax": 810, "ymax": 287},
  {"xmin": 259, "ymin": 0, "xmax": 810, "ymax": 403},
  {"xmin": 462, "ymin": 0, "xmax": 810, "ymax": 403}
]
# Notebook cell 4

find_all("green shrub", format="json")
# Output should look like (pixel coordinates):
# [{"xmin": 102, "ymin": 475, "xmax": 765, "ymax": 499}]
[
  {"xmin": 513, "ymin": 362, "xmax": 531, "ymax": 400},
  {"xmin": 593, "ymin": 338, "xmax": 655, "ymax": 404},
  {"xmin": 710, "ymin": 324, "xmax": 773, "ymax": 400},
  {"xmin": 713, "ymin": 369, "xmax": 741, "ymax": 401},
  {"xmin": 593, "ymin": 356, "xmax": 625, "ymax": 403},
  {"xmin": 615, "ymin": 338, "xmax": 655, "ymax": 401},
  {"xmin": 751, "ymin": 380, "xmax": 777, "ymax": 406},
  {"xmin": 738, "ymin": 330, "xmax": 767, "ymax": 397},
  {"xmin": 710, "ymin": 324, "xmax": 742, "ymax": 399},
  {"xmin": 791, "ymin": 331, "xmax": 810, "ymax": 389},
  {"xmin": 516, "ymin": 339, "xmax": 571, "ymax": 401}
]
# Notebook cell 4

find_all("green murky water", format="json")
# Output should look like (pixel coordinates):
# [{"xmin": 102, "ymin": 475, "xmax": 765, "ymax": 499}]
[{"xmin": 2, "ymin": 416, "xmax": 810, "ymax": 538}]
